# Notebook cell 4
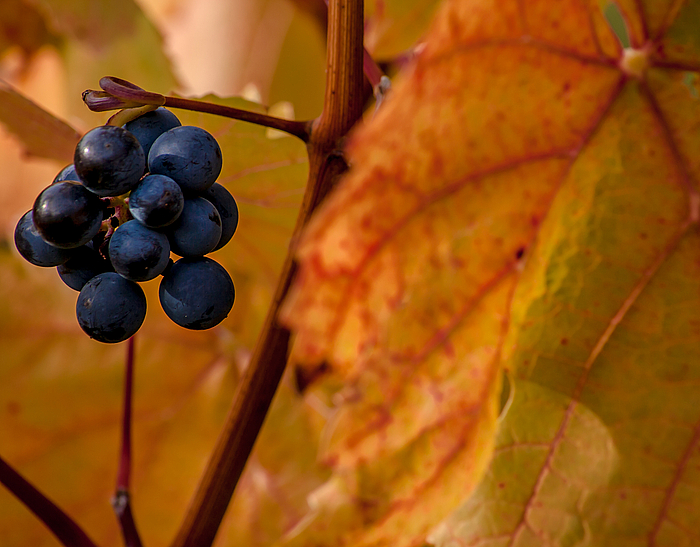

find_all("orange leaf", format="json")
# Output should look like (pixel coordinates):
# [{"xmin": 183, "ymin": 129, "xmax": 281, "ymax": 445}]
[
  {"xmin": 0, "ymin": 81, "xmax": 80, "ymax": 162},
  {"xmin": 281, "ymin": 0, "xmax": 700, "ymax": 546}
]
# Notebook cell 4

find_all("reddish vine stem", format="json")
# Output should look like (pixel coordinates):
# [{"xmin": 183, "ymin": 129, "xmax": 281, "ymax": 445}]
[
  {"xmin": 164, "ymin": 96, "xmax": 312, "ymax": 142},
  {"xmin": 169, "ymin": 1, "xmax": 365, "ymax": 546},
  {"xmin": 0, "ymin": 455, "xmax": 100, "ymax": 547},
  {"xmin": 83, "ymin": 78, "xmax": 312, "ymax": 142},
  {"xmin": 113, "ymin": 336, "xmax": 143, "ymax": 547},
  {"xmin": 117, "ymin": 336, "xmax": 135, "ymax": 490}
]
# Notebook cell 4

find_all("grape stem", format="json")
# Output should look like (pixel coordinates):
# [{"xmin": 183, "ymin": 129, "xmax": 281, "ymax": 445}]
[
  {"xmin": 163, "ymin": 96, "xmax": 312, "ymax": 142},
  {"xmin": 168, "ymin": 1, "xmax": 365, "ymax": 546},
  {"xmin": 0, "ymin": 454, "xmax": 100, "ymax": 547},
  {"xmin": 83, "ymin": 77, "xmax": 312, "ymax": 142},
  {"xmin": 113, "ymin": 336, "xmax": 143, "ymax": 547}
]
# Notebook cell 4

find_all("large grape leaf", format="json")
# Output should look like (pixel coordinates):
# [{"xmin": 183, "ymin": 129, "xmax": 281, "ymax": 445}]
[{"xmin": 281, "ymin": 1, "xmax": 700, "ymax": 546}]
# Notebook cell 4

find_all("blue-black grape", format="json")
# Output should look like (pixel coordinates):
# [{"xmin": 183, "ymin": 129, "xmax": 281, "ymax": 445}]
[
  {"xmin": 58, "ymin": 244, "xmax": 110, "ymax": 290},
  {"xmin": 14, "ymin": 211, "xmax": 75, "ymax": 266},
  {"xmin": 201, "ymin": 183, "xmax": 238, "ymax": 251},
  {"xmin": 21, "ymin": 116, "xmax": 238, "ymax": 341},
  {"xmin": 159, "ymin": 257, "xmax": 234, "ymax": 330},
  {"xmin": 74, "ymin": 125, "xmax": 145, "ymax": 196},
  {"xmin": 52, "ymin": 164, "xmax": 80, "ymax": 184},
  {"xmin": 128, "ymin": 174, "xmax": 184, "ymax": 228},
  {"xmin": 124, "ymin": 108, "xmax": 181, "ymax": 158},
  {"xmin": 167, "ymin": 197, "xmax": 221, "ymax": 257},
  {"xmin": 76, "ymin": 272, "xmax": 147, "ymax": 343},
  {"xmin": 32, "ymin": 181, "xmax": 104, "ymax": 248},
  {"xmin": 108, "ymin": 220, "xmax": 171, "ymax": 281},
  {"xmin": 148, "ymin": 126, "xmax": 222, "ymax": 193}
]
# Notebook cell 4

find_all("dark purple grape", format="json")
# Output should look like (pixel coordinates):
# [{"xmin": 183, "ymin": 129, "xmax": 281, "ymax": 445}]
[
  {"xmin": 201, "ymin": 183, "xmax": 238, "ymax": 251},
  {"xmin": 167, "ymin": 197, "xmax": 221, "ymax": 257},
  {"xmin": 108, "ymin": 220, "xmax": 171, "ymax": 282},
  {"xmin": 57, "ymin": 244, "xmax": 110, "ymax": 291},
  {"xmin": 32, "ymin": 181, "xmax": 104, "ymax": 249},
  {"xmin": 124, "ymin": 108, "xmax": 181, "ymax": 158},
  {"xmin": 76, "ymin": 272, "xmax": 146, "ymax": 343},
  {"xmin": 148, "ymin": 126, "xmax": 222, "ymax": 193},
  {"xmin": 74, "ymin": 125, "xmax": 145, "ymax": 196},
  {"xmin": 128, "ymin": 174, "xmax": 184, "ymax": 228},
  {"xmin": 159, "ymin": 257, "xmax": 234, "ymax": 330},
  {"xmin": 52, "ymin": 164, "xmax": 80, "ymax": 184},
  {"xmin": 14, "ymin": 211, "xmax": 75, "ymax": 266}
]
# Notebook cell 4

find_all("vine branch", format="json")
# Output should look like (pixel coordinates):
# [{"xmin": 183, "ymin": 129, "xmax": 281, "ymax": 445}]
[
  {"xmin": 0, "ymin": 455, "xmax": 100, "ymax": 547},
  {"xmin": 169, "ymin": 0, "xmax": 365, "ymax": 546},
  {"xmin": 113, "ymin": 336, "xmax": 143, "ymax": 547}
]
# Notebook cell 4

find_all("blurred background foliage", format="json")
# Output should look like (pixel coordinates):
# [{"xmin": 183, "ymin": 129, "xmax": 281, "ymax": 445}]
[{"xmin": 0, "ymin": 0, "xmax": 437, "ymax": 545}]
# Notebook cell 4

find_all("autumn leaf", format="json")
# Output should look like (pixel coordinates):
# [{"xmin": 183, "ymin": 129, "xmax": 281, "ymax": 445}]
[
  {"xmin": 364, "ymin": 0, "xmax": 442, "ymax": 58},
  {"xmin": 281, "ymin": 1, "xmax": 700, "ymax": 547},
  {"xmin": 35, "ymin": 0, "xmax": 177, "ymax": 124},
  {"xmin": 0, "ymin": 0, "xmax": 58, "ymax": 56},
  {"xmin": 0, "ymin": 81, "xmax": 80, "ymax": 162}
]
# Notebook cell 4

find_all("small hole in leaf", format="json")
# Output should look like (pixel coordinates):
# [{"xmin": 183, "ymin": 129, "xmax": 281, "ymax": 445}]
[
  {"xmin": 604, "ymin": 2, "xmax": 631, "ymax": 48},
  {"xmin": 683, "ymin": 72, "xmax": 700, "ymax": 99}
]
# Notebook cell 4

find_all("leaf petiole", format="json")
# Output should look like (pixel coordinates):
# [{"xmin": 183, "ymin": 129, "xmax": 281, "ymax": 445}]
[{"xmin": 83, "ymin": 77, "xmax": 312, "ymax": 142}]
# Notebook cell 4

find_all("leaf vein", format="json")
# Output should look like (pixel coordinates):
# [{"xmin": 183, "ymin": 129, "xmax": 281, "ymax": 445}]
[{"xmin": 507, "ymin": 219, "xmax": 694, "ymax": 546}]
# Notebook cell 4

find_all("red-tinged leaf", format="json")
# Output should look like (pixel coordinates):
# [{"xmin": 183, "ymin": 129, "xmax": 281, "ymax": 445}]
[
  {"xmin": 0, "ymin": 81, "xmax": 80, "ymax": 161},
  {"xmin": 281, "ymin": 0, "xmax": 700, "ymax": 546}
]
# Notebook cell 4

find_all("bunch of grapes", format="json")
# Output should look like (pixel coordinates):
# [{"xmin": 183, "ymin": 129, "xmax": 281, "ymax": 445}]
[{"xmin": 14, "ymin": 108, "xmax": 238, "ymax": 344}]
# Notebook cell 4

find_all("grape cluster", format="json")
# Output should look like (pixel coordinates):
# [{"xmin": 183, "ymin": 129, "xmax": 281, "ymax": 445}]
[{"xmin": 14, "ymin": 108, "xmax": 238, "ymax": 344}]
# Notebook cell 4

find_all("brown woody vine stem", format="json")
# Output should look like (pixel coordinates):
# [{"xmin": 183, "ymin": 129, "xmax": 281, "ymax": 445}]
[{"xmin": 169, "ymin": 0, "xmax": 365, "ymax": 546}]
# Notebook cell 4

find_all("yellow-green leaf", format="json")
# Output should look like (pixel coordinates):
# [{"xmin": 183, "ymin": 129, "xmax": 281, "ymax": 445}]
[
  {"xmin": 282, "ymin": 0, "xmax": 700, "ymax": 546},
  {"xmin": 365, "ymin": 0, "xmax": 442, "ymax": 58}
]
